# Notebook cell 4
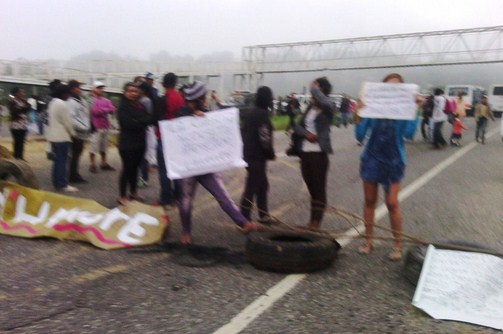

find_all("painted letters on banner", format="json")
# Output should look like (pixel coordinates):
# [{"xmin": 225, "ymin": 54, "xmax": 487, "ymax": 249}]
[
  {"xmin": 158, "ymin": 107, "xmax": 247, "ymax": 180},
  {"xmin": 0, "ymin": 182, "xmax": 167, "ymax": 250},
  {"xmin": 359, "ymin": 82, "xmax": 419, "ymax": 120}
]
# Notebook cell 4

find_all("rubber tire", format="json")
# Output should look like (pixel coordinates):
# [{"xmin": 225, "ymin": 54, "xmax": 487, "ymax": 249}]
[
  {"xmin": 403, "ymin": 240, "xmax": 491, "ymax": 286},
  {"xmin": 0, "ymin": 159, "xmax": 40, "ymax": 189},
  {"xmin": 246, "ymin": 231, "xmax": 341, "ymax": 273}
]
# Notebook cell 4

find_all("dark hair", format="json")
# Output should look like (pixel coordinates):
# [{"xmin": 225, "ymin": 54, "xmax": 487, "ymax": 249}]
[
  {"xmin": 10, "ymin": 87, "xmax": 21, "ymax": 96},
  {"xmin": 123, "ymin": 82, "xmax": 137, "ymax": 92},
  {"xmin": 67, "ymin": 79, "xmax": 81, "ymax": 90},
  {"xmin": 255, "ymin": 86, "xmax": 273, "ymax": 109},
  {"xmin": 49, "ymin": 79, "xmax": 62, "ymax": 95},
  {"xmin": 53, "ymin": 84, "xmax": 71, "ymax": 99},
  {"xmin": 163, "ymin": 72, "xmax": 177, "ymax": 88},
  {"xmin": 382, "ymin": 73, "xmax": 404, "ymax": 83},
  {"xmin": 434, "ymin": 88, "xmax": 444, "ymax": 96},
  {"xmin": 315, "ymin": 77, "xmax": 332, "ymax": 96}
]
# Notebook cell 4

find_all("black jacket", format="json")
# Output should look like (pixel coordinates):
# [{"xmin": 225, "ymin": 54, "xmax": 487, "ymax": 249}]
[
  {"xmin": 117, "ymin": 99, "xmax": 151, "ymax": 151},
  {"xmin": 241, "ymin": 107, "xmax": 275, "ymax": 162}
]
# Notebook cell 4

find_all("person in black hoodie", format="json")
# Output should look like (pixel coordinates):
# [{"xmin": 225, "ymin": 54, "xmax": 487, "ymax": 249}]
[
  {"xmin": 117, "ymin": 82, "xmax": 151, "ymax": 205},
  {"xmin": 240, "ymin": 86, "xmax": 276, "ymax": 223}
]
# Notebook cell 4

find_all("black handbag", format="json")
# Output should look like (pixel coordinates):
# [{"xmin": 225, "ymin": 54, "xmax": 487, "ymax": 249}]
[{"xmin": 285, "ymin": 132, "xmax": 303, "ymax": 156}]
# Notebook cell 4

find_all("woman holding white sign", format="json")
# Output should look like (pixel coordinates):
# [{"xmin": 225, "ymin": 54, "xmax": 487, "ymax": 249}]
[
  {"xmin": 174, "ymin": 81, "xmax": 262, "ymax": 245},
  {"xmin": 355, "ymin": 73, "xmax": 418, "ymax": 261}
]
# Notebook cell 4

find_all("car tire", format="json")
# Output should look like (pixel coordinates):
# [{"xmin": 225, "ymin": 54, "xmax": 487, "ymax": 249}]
[
  {"xmin": 246, "ymin": 231, "xmax": 341, "ymax": 273},
  {"xmin": 0, "ymin": 159, "xmax": 40, "ymax": 189},
  {"xmin": 403, "ymin": 240, "xmax": 492, "ymax": 286}
]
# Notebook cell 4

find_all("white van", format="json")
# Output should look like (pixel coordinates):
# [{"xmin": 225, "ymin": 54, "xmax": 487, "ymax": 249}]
[
  {"xmin": 488, "ymin": 84, "xmax": 503, "ymax": 118},
  {"xmin": 445, "ymin": 85, "xmax": 485, "ymax": 117}
]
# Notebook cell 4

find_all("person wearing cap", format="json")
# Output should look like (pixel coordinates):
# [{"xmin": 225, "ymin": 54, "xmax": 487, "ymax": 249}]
[
  {"xmin": 88, "ymin": 81, "xmax": 116, "ymax": 173},
  {"xmin": 174, "ymin": 81, "xmax": 262, "ymax": 245},
  {"xmin": 66, "ymin": 80, "xmax": 91, "ymax": 183},
  {"xmin": 144, "ymin": 72, "xmax": 159, "ymax": 99},
  {"xmin": 154, "ymin": 72, "xmax": 185, "ymax": 208},
  {"xmin": 45, "ymin": 84, "xmax": 78, "ymax": 192}
]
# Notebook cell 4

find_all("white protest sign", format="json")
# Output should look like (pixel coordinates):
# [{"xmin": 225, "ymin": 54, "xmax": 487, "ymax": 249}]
[
  {"xmin": 359, "ymin": 82, "xmax": 419, "ymax": 120},
  {"xmin": 412, "ymin": 245, "xmax": 503, "ymax": 330},
  {"xmin": 159, "ymin": 107, "xmax": 247, "ymax": 179}
]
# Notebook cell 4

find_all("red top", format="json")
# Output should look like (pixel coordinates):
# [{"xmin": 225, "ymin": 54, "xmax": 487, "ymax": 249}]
[
  {"xmin": 155, "ymin": 88, "xmax": 185, "ymax": 138},
  {"xmin": 452, "ymin": 118, "xmax": 468, "ymax": 135}
]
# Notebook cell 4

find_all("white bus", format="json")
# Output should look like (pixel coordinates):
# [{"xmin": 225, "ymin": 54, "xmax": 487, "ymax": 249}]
[
  {"xmin": 488, "ymin": 84, "xmax": 503, "ymax": 118},
  {"xmin": 445, "ymin": 84, "xmax": 485, "ymax": 117}
]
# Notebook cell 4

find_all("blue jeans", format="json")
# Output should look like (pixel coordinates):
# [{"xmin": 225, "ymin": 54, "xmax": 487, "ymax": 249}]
[
  {"xmin": 156, "ymin": 139, "xmax": 174, "ymax": 205},
  {"xmin": 52, "ymin": 142, "xmax": 70, "ymax": 189}
]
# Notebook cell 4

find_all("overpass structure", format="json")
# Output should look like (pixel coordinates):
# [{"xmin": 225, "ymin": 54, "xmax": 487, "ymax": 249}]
[{"xmin": 1, "ymin": 25, "xmax": 502, "ymax": 93}]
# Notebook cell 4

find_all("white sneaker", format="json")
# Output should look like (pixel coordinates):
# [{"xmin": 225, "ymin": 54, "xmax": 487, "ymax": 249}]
[{"xmin": 62, "ymin": 185, "xmax": 79, "ymax": 192}]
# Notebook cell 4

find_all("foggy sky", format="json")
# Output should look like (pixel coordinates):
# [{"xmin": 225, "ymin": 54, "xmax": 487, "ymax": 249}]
[{"xmin": 1, "ymin": 0, "xmax": 502, "ymax": 61}]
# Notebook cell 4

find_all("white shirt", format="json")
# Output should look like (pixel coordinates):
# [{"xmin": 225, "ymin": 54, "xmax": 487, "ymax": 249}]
[
  {"xmin": 302, "ymin": 107, "xmax": 322, "ymax": 152},
  {"xmin": 432, "ymin": 96, "xmax": 448, "ymax": 122}
]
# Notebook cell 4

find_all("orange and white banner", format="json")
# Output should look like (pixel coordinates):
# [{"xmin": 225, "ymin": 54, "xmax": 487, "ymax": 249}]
[{"xmin": 0, "ymin": 182, "xmax": 168, "ymax": 250}]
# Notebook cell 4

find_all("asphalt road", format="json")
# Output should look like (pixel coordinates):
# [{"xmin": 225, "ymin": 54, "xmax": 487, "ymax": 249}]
[{"xmin": 1, "ymin": 118, "xmax": 502, "ymax": 333}]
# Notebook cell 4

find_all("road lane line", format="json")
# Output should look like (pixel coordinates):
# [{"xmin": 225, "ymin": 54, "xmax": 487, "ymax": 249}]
[{"xmin": 212, "ymin": 127, "xmax": 499, "ymax": 334}]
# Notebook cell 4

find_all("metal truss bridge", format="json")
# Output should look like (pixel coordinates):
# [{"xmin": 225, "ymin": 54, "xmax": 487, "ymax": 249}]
[{"xmin": 1, "ymin": 25, "xmax": 502, "ymax": 92}]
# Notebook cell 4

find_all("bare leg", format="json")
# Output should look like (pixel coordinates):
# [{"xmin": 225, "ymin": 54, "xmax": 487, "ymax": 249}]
[
  {"xmin": 360, "ymin": 181, "xmax": 378, "ymax": 253},
  {"xmin": 385, "ymin": 182, "xmax": 402, "ymax": 255}
]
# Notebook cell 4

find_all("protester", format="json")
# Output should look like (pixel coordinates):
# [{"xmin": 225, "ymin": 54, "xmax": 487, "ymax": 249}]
[
  {"xmin": 355, "ymin": 73, "xmax": 418, "ymax": 261},
  {"xmin": 136, "ymin": 82, "xmax": 156, "ymax": 188},
  {"xmin": 294, "ymin": 77, "xmax": 336, "ymax": 230},
  {"xmin": 154, "ymin": 72, "xmax": 185, "ymax": 208},
  {"xmin": 66, "ymin": 80, "xmax": 90, "ymax": 183},
  {"xmin": 45, "ymin": 84, "xmax": 78, "ymax": 192},
  {"xmin": 340, "ymin": 94, "xmax": 351, "ymax": 128},
  {"xmin": 450, "ymin": 112, "xmax": 468, "ymax": 146},
  {"xmin": 174, "ymin": 81, "xmax": 261, "ymax": 245},
  {"xmin": 285, "ymin": 93, "xmax": 300, "ymax": 133},
  {"xmin": 7, "ymin": 87, "xmax": 29, "ymax": 160},
  {"xmin": 144, "ymin": 72, "xmax": 159, "ymax": 99},
  {"xmin": 474, "ymin": 95, "xmax": 495, "ymax": 144},
  {"xmin": 117, "ymin": 82, "xmax": 151, "ymax": 205},
  {"xmin": 454, "ymin": 91, "xmax": 466, "ymax": 118},
  {"xmin": 89, "ymin": 81, "xmax": 116, "ymax": 173},
  {"xmin": 431, "ymin": 88, "xmax": 448, "ymax": 149},
  {"xmin": 421, "ymin": 94, "xmax": 434, "ymax": 142},
  {"xmin": 240, "ymin": 86, "xmax": 276, "ymax": 224}
]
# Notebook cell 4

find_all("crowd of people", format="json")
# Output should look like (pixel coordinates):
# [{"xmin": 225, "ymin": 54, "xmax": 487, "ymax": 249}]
[{"xmin": 5, "ymin": 72, "xmax": 497, "ymax": 259}]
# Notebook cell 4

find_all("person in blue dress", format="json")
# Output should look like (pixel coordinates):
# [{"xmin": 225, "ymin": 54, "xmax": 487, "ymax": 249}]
[{"xmin": 354, "ymin": 73, "xmax": 419, "ymax": 261}]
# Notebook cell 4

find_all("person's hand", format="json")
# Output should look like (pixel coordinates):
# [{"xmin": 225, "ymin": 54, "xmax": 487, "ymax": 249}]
[
  {"xmin": 193, "ymin": 110, "xmax": 205, "ymax": 117},
  {"xmin": 211, "ymin": 91, "xmax": 217, "ymax": 100},
  {"xmin": 305, "ymin": 132, "xmax": 317, "ymax": 142}
]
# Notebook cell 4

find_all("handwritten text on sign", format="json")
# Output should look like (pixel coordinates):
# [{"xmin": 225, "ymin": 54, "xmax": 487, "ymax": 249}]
[
  {"xmin": 412, "ymin": 245, "xmax": 503, "ymax": 330},
  {"xmin": 159, "ymin": 108, "xmax": 247, "ymax": 179},
  {"xmin": 359, "ymin": 82, "xmax": 419, "ymax": 120},
  {"xmin": 0, "ymin": 182, "xmax": 166, "ymax": 250}
]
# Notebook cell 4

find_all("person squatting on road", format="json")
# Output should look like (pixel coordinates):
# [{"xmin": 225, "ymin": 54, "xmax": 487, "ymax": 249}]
[
  {"xmin": 294, "ymin": 77, "xmax": 336, "ymax": 230},
  {"xmin": 240, "ymin": 86, "xmax": 276, "ymax": 224},
  {"xmin": 116, "ymin": 82, "xmax": 152, "ymax": 206},
  {"xmin": 354, "ymin": 73, "xmax": 419, "ymax": 261},
  {"xmin": 174, "ymin": 81, "xmax": 262, "ymax": 245}
]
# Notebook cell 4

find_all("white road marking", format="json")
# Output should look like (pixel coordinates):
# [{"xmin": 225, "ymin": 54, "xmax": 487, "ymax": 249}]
[{"xmin": 212, "ymin": 127, "xmax": 499, "ymax": 334}]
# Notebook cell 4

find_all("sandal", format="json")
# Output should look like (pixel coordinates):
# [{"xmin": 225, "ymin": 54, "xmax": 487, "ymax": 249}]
[
  {"xmin": 358, "ymin": 243, "xmax": 373, "ymax": 255},
  {"xmin": 238, "ymin": 222, "xmax": 264, "ymax": 234},
  {"xmin": 388, "ymin": 247, "xmax": 402, "ymax": 261}
]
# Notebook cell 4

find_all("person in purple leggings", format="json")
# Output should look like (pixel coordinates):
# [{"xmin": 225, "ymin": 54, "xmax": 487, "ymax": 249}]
[{"xmin": 174, "ymin": 81, "xmax": 261, "ymax": 245}]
